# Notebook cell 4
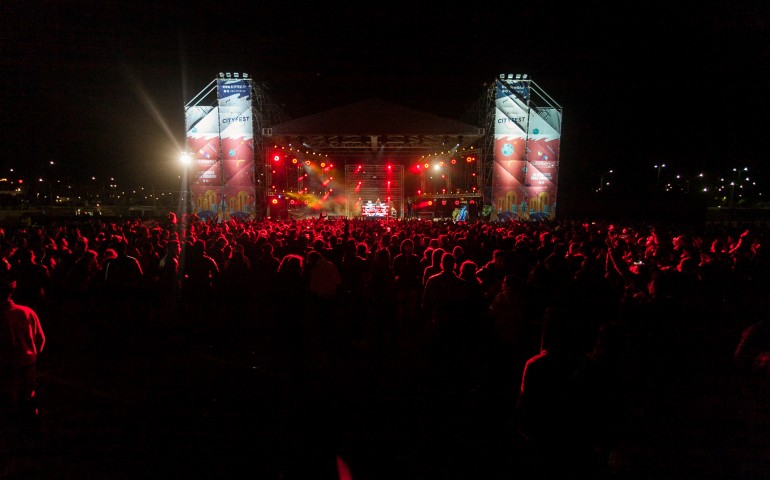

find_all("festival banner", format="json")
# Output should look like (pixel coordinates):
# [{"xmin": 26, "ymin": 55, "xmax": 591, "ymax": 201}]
[
  {"xmin": 217, "ymin": 79, "xmax": 256, "ymax": 220},
  {"xmin": 493, "ymin": 78, "xmax": 561, "ymax": 220},
  {"xmin": 185, "ymin": 105, "xmax": 222, "ymax": 216}
]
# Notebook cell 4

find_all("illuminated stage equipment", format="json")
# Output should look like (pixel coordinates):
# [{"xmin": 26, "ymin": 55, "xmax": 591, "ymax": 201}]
[
  {"xmin": 184, "ymin": 75, "xmax": 258, "ymax": 221},
  {"xmin": 183, "ymin": 74, "xmax": 561, "ymax": 221},
  {"xmin": 490, "ymin": 74, "xmax": 562, "ymax": 220}
]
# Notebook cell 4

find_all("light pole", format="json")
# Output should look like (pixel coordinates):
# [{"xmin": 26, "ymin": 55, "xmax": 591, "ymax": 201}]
[
  {"xmin": 180, "ymin": 152, "xmax": 193, "ymax": 215},
  {"xmin": 654, "ymin": 164, "xmax": 666, "ymax": 193},
  {"xmin": 599, "ymin": 169, "xmax": 613, "ymax": 192},
  {"xmin": 729, "ymin": 166, "xmax": 748, "ymax": 209}
]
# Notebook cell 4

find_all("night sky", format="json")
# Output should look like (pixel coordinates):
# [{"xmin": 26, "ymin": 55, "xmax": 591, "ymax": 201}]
[{"xmin": 2, "ymin": 1, "xmax": 769, "ymax": 196}]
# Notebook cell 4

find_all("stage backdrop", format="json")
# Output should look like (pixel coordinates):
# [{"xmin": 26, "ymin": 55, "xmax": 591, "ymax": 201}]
[
  {"xmin": 185, "ymin": 78, "xmax": 256, "ymax": 220},
  {"xmin": 493, "ymin": 76, "xmax": 561, "ymax": 220}
]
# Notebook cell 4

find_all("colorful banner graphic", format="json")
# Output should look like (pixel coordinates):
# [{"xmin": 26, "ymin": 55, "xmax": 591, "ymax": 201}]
[
  {"xmin": 185, "ymin": 79, "xmax": 256, "ymax": 221},
  {"xmin": 493, "ymin": 79, "xmax": 561, "ymax": 220}
]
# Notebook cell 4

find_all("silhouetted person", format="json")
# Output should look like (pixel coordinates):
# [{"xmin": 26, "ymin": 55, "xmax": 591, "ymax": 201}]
[
  {"xmin": 305, "ymin": 249, "xmax": 342, "ymax": 361},
  {"xmin": 456, "ymin": 259, "xmax": 489, "ymax": 381},
  {"xmin": 488, "ymin": 274, "xmax": 534, "ymax": 390},
  {"xmin": 252, "ymin": 241, "xmax": 281, "ymax": 328},
  {"xmin": 422, "ymin": 253, "xmax": 468, "ymax": 378},
  {"xmin": 517, "ymin": 306, "xmax": 591, "ymax": 479},
  {"xmin": 9, "ymin": 247, "xmax": 51, "ymax": 317},
  {"xmin": 392, "ymin": 238, "xmax": 422, "ymax": 340},
  {"xmin": 97, "ymin": 235, "xmax": 145, "ymax": 343},
  {"xmin": 571, "ymin": 321, "xmax": 633, "ymax": 478},
  {"xmin": 0, "ymin": 279, "xmax": 45, "ymax": 438},
  {"xmin": 274, "ymin": 254, "xmax": 307, "ymax": 384},
  {"xmin": 156, "ymin": 240, "xmax": 182, "ymax": 328},
  {"xmin": 458, "ymin": 259, "xmax": 486, "ymax": 320},
  {"xmin": 734, "ymin": 314, "xmax": 770, "ymax": 399},
  {"xmin": 219, "ymin": 243, "xmax": 253, "ymax": 327},
  {"xmin": 422, "ymin": 247, "xmax": 445, "ymax": 287},
  {"xmin": 181, "ymin": 239, "xmax": 220, "ymax": 334},
  {"xmin": 101, "ymin": 235, "xmax": 143, "ymax": 290},
  {"xmin": 158, "ymin": 240, "xmax": 182, "ymax": 295},
  {"xmin": 476, "ymin": 248, "xmax": 508, "ymax": 305},
  {"xmin": 138, "ymin": 240, "xmax": 161, "ymax": 284},
  {"xmin": 367, "ymin": 247, "xmax": 397, "ymax": 352},
  {"xmin": 339, "ymin": 239, "xmax": 371, "ymax": 348}
]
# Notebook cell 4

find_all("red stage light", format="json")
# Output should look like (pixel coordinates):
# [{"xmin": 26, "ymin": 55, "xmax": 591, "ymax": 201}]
[
  {"xmin": 469, "ymin": 200, "xmax": 475, "ymax": 204},
  {"xmin": 451, "ymin": 159, "xmax": 457, "ymax": 165},
  {"xmin": 455, "ymin": 200, "xmax": 460, "ymax": 205},
  {"xmin": 272, "ymin": 154, "xmax": 281, "ymax": 162},
  {"xmin": 271, "ymin": 198, "xmax": 278, "ymax": 204}
]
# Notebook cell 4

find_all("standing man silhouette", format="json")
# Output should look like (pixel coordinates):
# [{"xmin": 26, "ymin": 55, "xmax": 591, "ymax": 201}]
[{"xmin": 0, "ymin": 279, "xmax": 46, "ymax": 435}]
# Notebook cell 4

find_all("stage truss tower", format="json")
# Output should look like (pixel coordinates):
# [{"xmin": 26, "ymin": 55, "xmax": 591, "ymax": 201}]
[{"xmin": 491, "ymin": 73, "xmax": 562, "ymax": 220}]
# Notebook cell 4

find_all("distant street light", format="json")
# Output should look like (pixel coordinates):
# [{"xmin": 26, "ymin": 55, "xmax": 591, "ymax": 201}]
[
  {"xmin": 730, "ymin": 166, "xmax": 748, "ymax": 209},
  {"xmin": 654, "ymin": 164, "xmax": 666, "ymax": 193},
  {"xmin": 599, "ymin": 169, "xmax": 613, "ymax": 192},
  {"xmin": 180, "ymin": 152, "xmax": 192, "ymax": 166}
]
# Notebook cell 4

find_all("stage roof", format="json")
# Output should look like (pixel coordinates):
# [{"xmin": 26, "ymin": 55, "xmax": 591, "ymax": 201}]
[{"xmin": 265, "ymin": 99, "xmax": 485, "ymax": 157}]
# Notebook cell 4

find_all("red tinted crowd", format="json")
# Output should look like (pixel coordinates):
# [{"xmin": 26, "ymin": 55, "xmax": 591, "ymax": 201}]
[{"xmin": 0, "ymin": 215, "xmax": 768, "ymax": 477}]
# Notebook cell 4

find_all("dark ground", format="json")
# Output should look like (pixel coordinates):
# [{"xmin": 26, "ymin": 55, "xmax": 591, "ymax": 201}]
[{"xmin": 2, "ymin": 297, "xmax": 770, "ymax": 480}]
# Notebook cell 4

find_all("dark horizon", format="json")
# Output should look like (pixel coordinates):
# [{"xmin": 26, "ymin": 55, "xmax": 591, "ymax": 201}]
[{"xmin": 2, "ymin": 2, "xmax": 769, "ymax": 201}]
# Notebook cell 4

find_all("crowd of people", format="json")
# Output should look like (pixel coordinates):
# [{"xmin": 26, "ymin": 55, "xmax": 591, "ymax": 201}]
[{"xmin": 1, "ymin": 212, "xmax": 769, "ymax": 478}]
